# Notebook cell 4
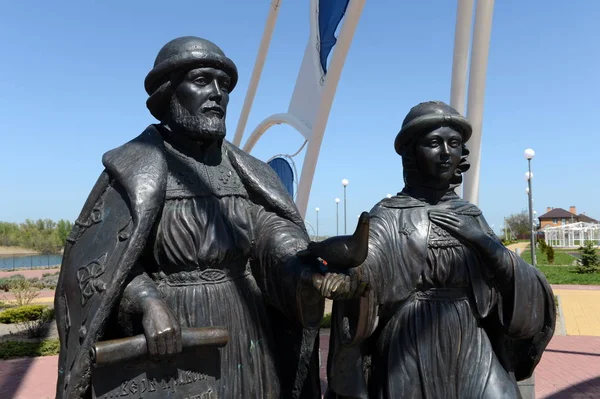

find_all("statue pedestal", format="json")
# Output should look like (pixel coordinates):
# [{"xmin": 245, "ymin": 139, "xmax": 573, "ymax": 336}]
[{"xmin": 518, "ymin": 374, "xmax": 535, "ymax": 399}]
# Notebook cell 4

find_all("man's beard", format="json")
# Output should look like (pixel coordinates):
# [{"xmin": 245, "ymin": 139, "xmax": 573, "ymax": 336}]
[{"xmin": 167, "ymin": 96, "xmax": 226, "ymax": 141}]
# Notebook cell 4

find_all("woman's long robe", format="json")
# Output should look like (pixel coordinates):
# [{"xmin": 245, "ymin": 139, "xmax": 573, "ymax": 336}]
[{"xmin": 326, "ymin": 192, "xmax": 555, "ymax": 399}]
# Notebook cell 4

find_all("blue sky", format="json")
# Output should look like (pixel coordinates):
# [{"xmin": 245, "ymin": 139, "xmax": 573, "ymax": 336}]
[{"xmin": 1, "ymin": 0, "xmax": 598, "ymax": 237}]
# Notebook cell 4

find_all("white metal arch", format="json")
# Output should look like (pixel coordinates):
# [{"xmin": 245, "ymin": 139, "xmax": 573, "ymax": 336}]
[
  {"xmin": 235, "ymin": 0, "xmax": 495, "ymax": 216},
  {"xmin": 233, "ymin": 0, "xmax": 366, "ymax": 218},
  {"xmin": 242, "ymin": 113, "xmax": 310, "ymax": 153}
]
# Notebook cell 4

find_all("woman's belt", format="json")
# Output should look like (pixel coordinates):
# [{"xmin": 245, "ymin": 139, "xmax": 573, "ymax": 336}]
[{"xmin": 152, "ymin": 260, "xmax": 250, "ymax": 286}]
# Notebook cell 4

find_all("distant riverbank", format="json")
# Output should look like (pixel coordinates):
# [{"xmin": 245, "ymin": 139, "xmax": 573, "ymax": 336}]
[
  {"xmin": 0, "ymin": 246, "xmax": 64, "ymax": 255},
  {"xmin": 0, "ymin": 246, "xmax": 39, "ymax": 255},
  {"xmin": 0, "ymin": 247, "xmax": 62, "ymax": 270}
]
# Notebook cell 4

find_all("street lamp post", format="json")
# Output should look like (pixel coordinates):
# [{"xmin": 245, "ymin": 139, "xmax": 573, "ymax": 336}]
[
  {"xmin": 315, "ymin": 207, "xmax": 320, "ymax": 239},
  {"xmin": 342, "ymin": 179, "xmax": 349, "ymax": 234},
  {"xmin": 335, "ymin": 198, "xmax": 340, "ymax": 235},
  {"xmin": 525, "ymin": 148, "xmax": 536, "ymax": 266}
]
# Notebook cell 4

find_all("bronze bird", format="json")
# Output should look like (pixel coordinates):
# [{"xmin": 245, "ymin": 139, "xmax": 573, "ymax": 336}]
[{"xmin": 298, "ymin": 211, "xmax": 370, "ymax": 270}]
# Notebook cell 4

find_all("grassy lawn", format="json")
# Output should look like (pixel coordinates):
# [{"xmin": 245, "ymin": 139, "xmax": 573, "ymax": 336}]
[
  {"xmin": 0, "ymin": 339, "xmax": 59, "ymax": 360},
  {"xmin": 537, "ymin": 265, "xmax": 600, "ymax": 285},
  {"xmin": 520, "ymin": 248, "xmax": 576, "ymax": 266},
  {"xmin": 518, "ymin": 247, "xmax": 600, "ymax": 285}
]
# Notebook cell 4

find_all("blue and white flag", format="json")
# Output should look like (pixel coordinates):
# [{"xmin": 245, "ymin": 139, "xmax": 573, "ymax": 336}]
[
  {"xmin": 235, "ymin": 0, "xmax": 365, "ymax": 217},
  {"xmin": 318, "ymin": 0, "xmax": 350, "ymax": 73},
  {"xmin": 268, "ymin": 157, "xmax": 295, "ymax": 198}
]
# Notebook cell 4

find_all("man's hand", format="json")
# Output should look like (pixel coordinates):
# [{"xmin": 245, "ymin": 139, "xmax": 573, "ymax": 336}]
[
  {"xmin": 140, "ymin": 296, "xmax": 182, "ymax": 357},
  {"xmin": 304, "ymin": 270, "xmax": 369, "ymax": 300}
]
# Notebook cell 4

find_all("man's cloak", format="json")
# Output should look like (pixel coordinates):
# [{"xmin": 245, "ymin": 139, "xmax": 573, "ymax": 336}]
[{"xmin": 54, "ymin": 125, "xmax": 320, "ymax": 399}]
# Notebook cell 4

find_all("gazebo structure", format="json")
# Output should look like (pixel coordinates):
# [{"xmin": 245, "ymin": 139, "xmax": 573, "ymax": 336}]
[{"xmin": 542, "ymin": 222, "xmax": 600, "ymax": 248}]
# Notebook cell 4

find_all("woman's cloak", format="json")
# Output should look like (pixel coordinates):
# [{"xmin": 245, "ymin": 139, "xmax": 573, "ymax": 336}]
[{"xmin": 326, "ymin": 194, "xmax": 556, "ymax": 398}]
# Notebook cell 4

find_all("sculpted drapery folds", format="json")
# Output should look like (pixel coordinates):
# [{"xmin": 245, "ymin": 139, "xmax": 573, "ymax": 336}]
[
  {"xmin": 54, "ymin": 36, "xmax": 330, "ymax": 399},
  {"xmin": 307, "ymin": 101, "xmax": 556, "ymax": 399}
]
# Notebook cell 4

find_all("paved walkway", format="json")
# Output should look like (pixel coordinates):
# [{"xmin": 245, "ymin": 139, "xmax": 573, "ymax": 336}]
[
  {"xmin": 535, "ymin": 335, "xmax": 600, "ymax": 398},
  {"xmin": 0, "ymin": 355, "xmax": 56, "ymax": 399},
  {"xmin": 318, "ymin": 333, "xmax": 600, "ymax": 399},
  {"xmin": 507, "ymin": 241, "xmax": 532, "ymax": 252},
  {"xmin": 0, "ymin": 332, "xmax": 599, "ymax": 397},
  {"xmin": 553, "ymin": 285, "xmax": 600, "ymax": 336},
  {"xmin": 1, "ymin": 334, "xmax": 598, "ymax": 399},
  {"xmin": 1, "ymin": 276, "xmax": 600, "ymax": 397}
]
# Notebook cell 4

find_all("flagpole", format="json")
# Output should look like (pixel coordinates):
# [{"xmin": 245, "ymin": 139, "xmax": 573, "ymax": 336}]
[
  {"xmin": 295, "ymin": 0, "xmax": 366, "ymax": 217},
  {"xmin": 462, "ymin": 0, "xmax": 495, "ymax": 206},
  {"xmin": 232, "ymin": 0, "xmax": 282, "ymax": 147}
]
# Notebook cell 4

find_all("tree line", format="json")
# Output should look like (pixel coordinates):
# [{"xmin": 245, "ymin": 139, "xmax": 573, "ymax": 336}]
[
  {"xmin": 0, "ymin": 219, "xmax": 72, "ymax": 253},
  {"xmin": 503, "ymin": 210, "xmax": 534, "ymax": 240}
]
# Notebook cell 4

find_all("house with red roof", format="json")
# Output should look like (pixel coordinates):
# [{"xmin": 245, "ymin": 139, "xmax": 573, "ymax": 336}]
[{"xmin": 538, "ymin": 206, "xmax": 598, "ymax": 230}]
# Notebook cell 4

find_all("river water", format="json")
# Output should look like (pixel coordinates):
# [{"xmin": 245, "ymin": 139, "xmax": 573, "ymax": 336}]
[{"xmin": 0, "ymin": 253, "xmax": 62, "ymax": 270}]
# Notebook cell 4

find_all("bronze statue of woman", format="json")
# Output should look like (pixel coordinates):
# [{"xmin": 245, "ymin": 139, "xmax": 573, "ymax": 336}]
[{"xmin": 308, "ymin": 101, "xmax": 556, "ymax": 398}]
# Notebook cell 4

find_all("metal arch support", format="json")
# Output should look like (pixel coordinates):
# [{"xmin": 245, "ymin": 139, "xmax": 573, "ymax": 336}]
[
  {"xmin": 295, "ymin": 0, "xmax": 366, "ymax": 218},
  {"xmin": 241, "ymin": 113, "xmax": 312, "ymax": 153},
  {"xmin": 460, "ymin": 0, "xmax": 496, "ymax": 205},
  {"xmin": 235, "ymin": 0, "xmax": 366, "ymax": 219},
  {"xmin": 233, "ymin": 0, "xmax": 283, "ymax": 147}
]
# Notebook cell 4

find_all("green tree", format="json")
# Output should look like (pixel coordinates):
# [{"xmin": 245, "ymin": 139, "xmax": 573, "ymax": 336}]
[
  {"xmin": 56, "ymin": 219, "xmax": 73, "ymax": 246},
  {"xmin": 545, "ymin": 245, "xmax": 555, "ymax": 264},
  {"xmin": 577, "ymin": 241, "xmax": 599, "ymax": 274},
  {"xmin": 0, "ymin": 219, "xmax": 71, "ymax": 253},
  {"xmin": 505, "ymin": 211, "xmax": 531, "ymax": 238},
  {"xmin": 538, "ymin": 237, "xmax": 548, "ymax": 253},
  {"xmin": 0, "ymin": 222, "xmax": 19, "ymax": 246}
]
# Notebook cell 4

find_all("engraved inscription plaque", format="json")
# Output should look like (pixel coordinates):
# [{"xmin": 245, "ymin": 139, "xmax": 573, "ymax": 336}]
[{"xmin": 91, "ymin": 347, "xmax": 221, "ymax": 399}]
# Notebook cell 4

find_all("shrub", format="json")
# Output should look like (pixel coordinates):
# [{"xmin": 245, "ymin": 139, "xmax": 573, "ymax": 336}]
[
  {"xmin": 538, "ymin": 238, "xmax": 548, "ymax": 253},
  {"xmin": 9, "ymin": 279, "xmax": 40, "ymax": 306},
  {"xmin": 0, "ymin": 339, "xmax": 60, "ymax": 359},
  {"xmin": 0, "ymin": 274, "xmax": 27, "ymax": 292},
  {"xmin": 0, "ymin": 305, "xmax": 55, "ymax": 338},
  {"xmin": 0, "ymin": 304, "xmax": 48, "ymax": 324},
  {"xmin": 545, "ymin": 245, "xmax": 555, "ymax": 265},
  {"xmin": 39, "ymin": 273, "xmax": 59, "ymax": 289},
  {"xmin": 0, "ymin": 279, "xmax": 12, "ymax": 292},
  {"xmin": 321, "ymin": 313, "xmax": 332, "ymax": 328},
  {"xmin": 22, "ymin": 307, "xmax": 55, "ymax": 338},
  {"xmin": 27, "ymin": 277, "xmax": 45, "ymax": 289},
  {"xmin": 577, "ymin": 241, "xmax": 599, "ymax": 274},
  {"xmin": 0, "ymin": 273, "xmax": 59, "ymax": 293}
]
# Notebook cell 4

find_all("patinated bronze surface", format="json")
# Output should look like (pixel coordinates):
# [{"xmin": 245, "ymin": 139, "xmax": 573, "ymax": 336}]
[
  {"xmin": 303, "ymin": 101, "xmax": 557, "ymax": 399},
  {"xmin": 54, "ymin": 36, "xmax": 345, "ymax": 399},
  {"xmin": 91, "ymin": 328, "xmax": 229, "ymax": 398}
]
